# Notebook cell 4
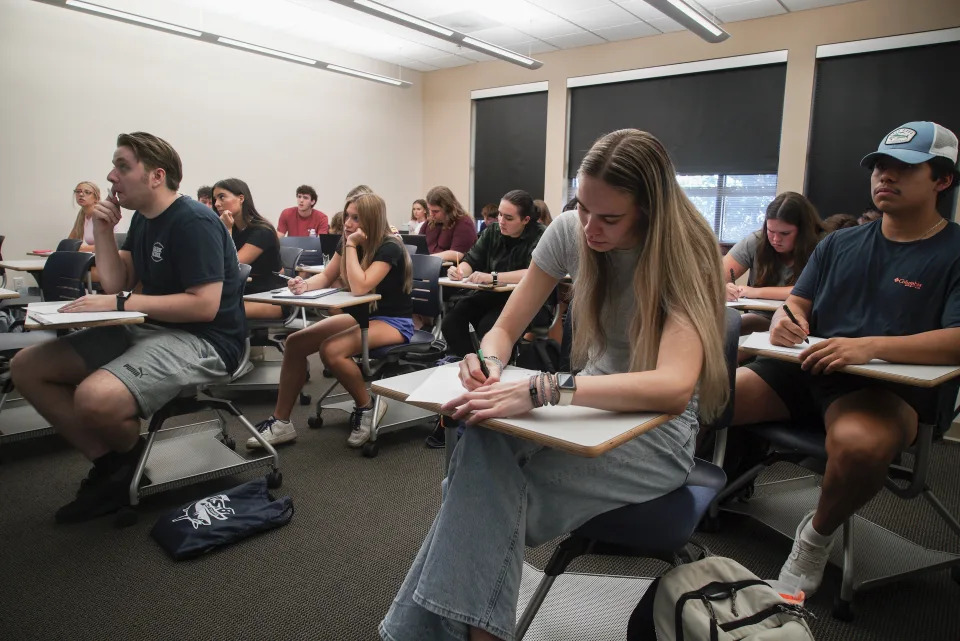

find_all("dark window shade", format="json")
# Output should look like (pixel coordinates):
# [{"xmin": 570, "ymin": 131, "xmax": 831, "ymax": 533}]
[
  {"xmin": 567, "ymin": 64, "xmax": 787, "ymax": 178},
  {"xmin": 473, "ymin": 92, "xmax": 548, "ymax": 217},
  {"xmin": 807, "ymin": 41, "xmax": 960, "ymax": 219}
]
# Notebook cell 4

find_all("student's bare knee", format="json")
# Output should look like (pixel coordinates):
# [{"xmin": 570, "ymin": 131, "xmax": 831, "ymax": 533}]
[
  {"xmin": 75, "ymin": 374, "xmax": 138, "ymax": 427},
  {"xmin": 11, "ymin": 341, "xmax": 85, "ymax": 387},
  {"xmin": 825, "ymin": 392, "xmax": 915, "ymax": 467}
]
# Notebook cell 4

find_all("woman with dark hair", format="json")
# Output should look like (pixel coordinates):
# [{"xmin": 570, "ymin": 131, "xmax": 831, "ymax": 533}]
[
  {"xmin": 213, "ymin": 178, "xmax": 285, "ymax": 319},
  {"xmin": 723, "ymin": 191, "xmax": 823, "ymax": 334},
  {"xmin": 425, "ymin": 186, "xmax": 477, "ymax": 261},
  {"xmin": 441, "ymin": 189, "xmax": 546, "ymax": 358}
]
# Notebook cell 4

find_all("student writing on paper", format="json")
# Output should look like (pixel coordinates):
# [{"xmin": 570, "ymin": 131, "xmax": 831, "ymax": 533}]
[
  {"xmin": 441, "ymin": 189, "xmax": 547, "ymax": 357},
  {"xmin": 424, "ymin": 185, "xmax": 477, "ymax": 262},
  {"xmin": 723, "ymin": 192, "xmax": 823, "ymax": 335},
  {"xmin": 249, "ymin": 192, "xmax": 413, "ymax": 450},
  {"xmin": 11, "ymin": 132, "xmax": 245, "ymax": 524},
  {"xmin": 380, "ymin": 129, "xmax": 729, "ymax": 641},
  {"xmin": 730, "ymin": 121, "xmax": 960, "ymax": 599},
  {"xmin": 214, "ymin": 178, "xmax": 286, "ymax": 320}
]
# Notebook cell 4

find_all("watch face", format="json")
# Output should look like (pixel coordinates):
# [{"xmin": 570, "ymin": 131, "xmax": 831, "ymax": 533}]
[{"xmin": 557, "ymin": 373, "xmax": 575, "ymax": 390}]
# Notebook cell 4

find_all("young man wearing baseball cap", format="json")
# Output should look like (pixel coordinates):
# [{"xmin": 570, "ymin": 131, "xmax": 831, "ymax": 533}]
[{"xmin": 731, "ymin": 121, "xmax": 960, "ymax": 597}]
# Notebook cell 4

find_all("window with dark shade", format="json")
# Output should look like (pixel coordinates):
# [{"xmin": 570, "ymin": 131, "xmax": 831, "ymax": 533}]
[
  {"xmin": 807, "ymin": 41, "xmax": 960, "ymax": 220},
  {"xmin": 473, "ymin": 92, "xmax": 548, "ymax": 218},
  {"xmin": 567, "ymin": 64, "xmax": 787, "ymax": 242}
]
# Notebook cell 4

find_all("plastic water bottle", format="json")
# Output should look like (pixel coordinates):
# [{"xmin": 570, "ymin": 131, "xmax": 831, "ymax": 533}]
[{"xmin": 308, "ymin": 228, "xmax": 317, "ymax": 237}]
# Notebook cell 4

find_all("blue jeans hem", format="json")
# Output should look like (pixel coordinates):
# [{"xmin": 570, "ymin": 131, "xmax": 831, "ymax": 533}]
[{"xmin": 413, "ymin": 590, "xmax": 515, "ymax": 641}]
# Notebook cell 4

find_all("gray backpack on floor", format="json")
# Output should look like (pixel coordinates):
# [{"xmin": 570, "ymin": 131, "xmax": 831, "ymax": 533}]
[{"xmin": 628, "ymin": 557, "xmax": 815, "ymax": 641}]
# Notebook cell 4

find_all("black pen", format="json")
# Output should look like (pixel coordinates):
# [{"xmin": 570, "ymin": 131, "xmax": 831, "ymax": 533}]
[
  {"xmin": 782, "ymin": 304, "xmax": 810, "ymax": 344},
  {"xmin": 468, "ymin": 322, "xmax": 490, "ymax": 377},
  {"xmin": 274, "ymin": 271, "xmax": 295, "ymax": 282}
]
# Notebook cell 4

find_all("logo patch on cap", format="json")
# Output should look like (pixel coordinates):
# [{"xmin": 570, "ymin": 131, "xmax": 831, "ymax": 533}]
[{"xmin": 885, "ymin": 128, "xmax": 917, "ymax": 145}]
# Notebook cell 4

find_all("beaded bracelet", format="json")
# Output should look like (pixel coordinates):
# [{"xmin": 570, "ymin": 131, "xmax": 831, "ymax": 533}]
[
  {"xmin": 547, "ymin": 373, "xmax": 560, "ymax": 406},
  {"xmin": 528, "ymin": 375, "xmax": 542, "ymax": 408},
  {"xmin": 485, "ymin": 355, "xmax": 505, "ymax": 374}
]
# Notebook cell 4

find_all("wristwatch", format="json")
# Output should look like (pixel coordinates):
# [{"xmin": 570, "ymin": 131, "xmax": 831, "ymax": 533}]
[
  {"xmin": 556, "ymin": 372, "xmax": 576, "ymax": 406},
  {"xmin": 116, "ymin": 290, "xmax": 133, "ymax": 311},
  {"xmin": 491, "ymin": 271, "xmax": 499, "ymax": 286}
]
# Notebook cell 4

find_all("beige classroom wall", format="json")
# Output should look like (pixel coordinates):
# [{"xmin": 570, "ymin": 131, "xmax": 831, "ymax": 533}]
[
  {"xmin": 420, "ymin": 0, "xmax": 960, "ymax": 219},
  {"xmin": 0, "ymin": 0, "xmax": 423, "ymax": 275}
]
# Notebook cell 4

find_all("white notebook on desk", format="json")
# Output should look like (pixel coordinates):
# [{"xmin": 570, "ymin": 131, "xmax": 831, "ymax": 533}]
[
  {"xmin": 26, "ymin": 301, "xmax": 145, "ymax": 325},
  {"xmin": 401, "ymin": 364, "xmax": 666, "ymax": 452},
  {"xmin": 741, "ymin": 332, "xmax": 960, "ymax": 385},
  {"xmin": 726, "ymin": 297, "xmax": 782, "ymax": 309},
  {"xmin": 269, "ymin": 287, "xmax": 341, "ymax": 299}
]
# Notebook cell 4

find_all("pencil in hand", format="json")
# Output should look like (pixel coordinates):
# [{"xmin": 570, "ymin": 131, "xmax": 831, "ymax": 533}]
[{"xmin": 781, "ymin": 304, "xmax": 810, "ymax": 344}]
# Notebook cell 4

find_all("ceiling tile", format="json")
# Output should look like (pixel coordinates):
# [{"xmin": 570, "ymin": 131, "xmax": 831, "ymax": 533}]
[
  {"xmin": 593, "ymin": 20, "xmax": 661, "ymax": 41},
  {"xmin": 526, "ymin": 0, "xmax": 614, "ymax": 12},
  {"xmin": 564, "ymin": 4, "xmax": 641, "ymax": 30},
  {"xmin": 526, "ymin": 40, "xmax": 560, "ymax": 54},
  {"xmin": 711, "ymin": 0, "xmax": 786, "ymax": 22},
  {"xmin": 643, "ymin": 15, "xmax": 686, "ymax": 33},
  {"xmin": 466, "ymin": 25, "xmax": 539, "ymax": 48},
  {"xmin": 780, "ymin": 0, "xmax": 860, "ymax": 10},
  {"xmin": 613, "ymin": 0, "xmax": 676, "ymax": 21},
  {"xmin": 546, "ymin": 31, "xmax": 607, "ymax": 48}
]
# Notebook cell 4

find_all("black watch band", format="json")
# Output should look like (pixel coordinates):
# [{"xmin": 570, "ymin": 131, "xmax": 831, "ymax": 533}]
[{"xmin": 116, "ymin": 291, "xmax": 131, "ymax": 311}]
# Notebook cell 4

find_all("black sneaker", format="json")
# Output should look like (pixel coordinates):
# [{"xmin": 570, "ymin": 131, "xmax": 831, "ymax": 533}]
[
  {"xmin": 55, "ymin": 440, "xmax": 147, "ymax": 524},
  {"xmin": 424, "ymin": 422, "xmax": 446, "ymax": 449}
]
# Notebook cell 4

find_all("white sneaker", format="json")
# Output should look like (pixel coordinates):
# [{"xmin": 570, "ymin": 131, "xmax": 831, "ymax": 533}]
[
  {"xmin": 778, "ymin": 510, "xmax": 836, "ymax": 597},
  {"xmin": 246, "ymin": 416, "xmax": 297, "ymax": 449},
  {"xmin": 347, "ymin": 398, "xmax": 388, "ymax": 448}
]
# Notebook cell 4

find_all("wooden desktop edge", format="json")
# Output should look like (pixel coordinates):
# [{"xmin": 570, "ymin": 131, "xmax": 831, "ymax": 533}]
[
  {"xmin": 740, "ymin": 346, "xmax": 960, "ymax": 388},
  {"xmin": 24, "ymin": 315, "xmax": 145, "ymax": 331},
  {"xmin": 371, "ymin": 381, "xmax": 674, "ymax": 457},
  {"xmin": 440, "ymin": 280, "xmax": 515, "ymax": 293},
  {"xmin": 244, "ymin": 292, "xmax": 380, "ymax": 310}
]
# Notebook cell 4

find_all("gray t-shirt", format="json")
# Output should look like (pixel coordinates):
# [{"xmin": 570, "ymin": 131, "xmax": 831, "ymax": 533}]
[
  {"xmin": 532, "ymin": 210, "xmax": 642, "ymax": 376},
  {"xmin": 728, "ymin": 229, "xmax": 793, "ymax": 287}
]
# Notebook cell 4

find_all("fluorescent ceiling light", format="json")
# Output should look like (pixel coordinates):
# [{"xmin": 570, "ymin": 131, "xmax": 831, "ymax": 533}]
[
  {"xmin": 644, "ymin": 0, "xmax": 729, "ymax": 43},
  {"xmin": 329, "ymin": 0, "xmax": 543, "ymax": 70},
  {"xmin": 217, "ymin": 37, "xmax": 317, "ymax": 65},
  {"xmin": 326, "ymin": 64, "xmax": 404, "ymax": 86},
  {"xmin": 354, "ymin": 0, "xmax": 454, "ymax": 37},
  {"xmin": 64, "ymin": 0, "xmax": 203, "ymax": 37}
]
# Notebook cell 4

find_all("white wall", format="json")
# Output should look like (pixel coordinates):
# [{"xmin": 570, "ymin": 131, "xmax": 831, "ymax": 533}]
[{"xmin": 0, "ymin": 0, "xmax": 423, "ymax": 277}]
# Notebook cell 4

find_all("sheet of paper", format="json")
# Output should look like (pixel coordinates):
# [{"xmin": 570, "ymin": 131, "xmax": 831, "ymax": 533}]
[
  {"xmin": 26, "ymin": 302, "xmax": 145, "ymax": 325},
  {"xmin": 405, "ymin": 364, "xmax": 534, "ymax": 404},
  {"xmin": 270, "ymin": 287, "xmax": 340, "ymax": 299},
  {"xmin": 742, "ymin": 332, "xmax": 960, "ymax": 383},
  {"xmin": 726, "ymin": 297, "xmax": 782, "ymax": 309}
]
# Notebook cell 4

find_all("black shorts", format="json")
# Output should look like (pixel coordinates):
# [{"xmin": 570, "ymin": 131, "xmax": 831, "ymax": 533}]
[{"xmin": 745, "ymin": 357, "xmax": 942, "ymax": 428}]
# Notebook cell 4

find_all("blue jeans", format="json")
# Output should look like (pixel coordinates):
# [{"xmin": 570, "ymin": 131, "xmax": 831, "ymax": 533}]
[{"xmin": 379, "ymin": 400, "xmax": 699, "ymax": 641}]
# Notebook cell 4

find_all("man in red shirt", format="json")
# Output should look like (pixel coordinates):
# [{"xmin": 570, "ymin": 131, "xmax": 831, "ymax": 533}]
[{"xmin": 276, "ymin": 185, "xmax": 329, "ymax": 237}]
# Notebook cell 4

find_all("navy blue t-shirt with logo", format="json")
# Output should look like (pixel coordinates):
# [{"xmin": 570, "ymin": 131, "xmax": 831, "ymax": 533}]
[
  {"xmin": 792, "ymin": 220, "xmax": 960, "ymax": 338},
  {"xmin": 121, "ymin": 196, "xmax": 246, "ymax": 371}
]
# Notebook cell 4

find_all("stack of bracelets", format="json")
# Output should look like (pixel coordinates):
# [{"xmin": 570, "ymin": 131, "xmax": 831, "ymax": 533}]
[{"xmin": 528, "ymin": 372, "xmax": 560, "ymax": 408}]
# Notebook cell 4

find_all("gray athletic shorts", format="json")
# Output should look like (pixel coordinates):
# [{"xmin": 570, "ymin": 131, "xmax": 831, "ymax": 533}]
[{"xmin": 62, "ymin": 323, "xmax": 229, "ymax": 417}]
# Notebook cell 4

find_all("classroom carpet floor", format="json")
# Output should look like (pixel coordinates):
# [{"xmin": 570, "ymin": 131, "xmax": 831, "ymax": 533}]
[{"xmin": 2, "ymin": 355, "xmax": 959, "ymax": 641}]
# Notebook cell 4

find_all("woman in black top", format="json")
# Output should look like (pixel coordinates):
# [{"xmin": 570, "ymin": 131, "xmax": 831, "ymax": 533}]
[
  {"xmin": 441, "ymin": 189, "xmax": 546, "ymax": 357},
  {"xmin": 213, "ymin": 178, "xmax": 285, "ymax": 319},
  {"xmin": 249, "ymin": 192, "xmax": 414, "ymax": 450}
]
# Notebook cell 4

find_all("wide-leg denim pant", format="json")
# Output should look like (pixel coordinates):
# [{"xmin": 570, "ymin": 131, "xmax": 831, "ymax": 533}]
[{"xmin": 380, "ymin": 400, "xmax": 698, "ymax": 641}]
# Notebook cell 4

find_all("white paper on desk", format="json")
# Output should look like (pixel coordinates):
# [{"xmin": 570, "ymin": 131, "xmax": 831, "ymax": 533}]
[
  {"xmin": 26, "ymin": 302, "xmax": 145, "ymax": 325},
  {"xmin": 742, "ymin": 332, "xmax": 960, "ymax": 383},
  {"xmin": 270, "ymin": 287, "xmax": 340, "ymax": 299},
  {"xmin": 726, "ymin": 297, "xmax": 782, "ymax": 309},
  {"xmin": 405, "ymin": 364, "xmax": 533, "ymax": 404}
]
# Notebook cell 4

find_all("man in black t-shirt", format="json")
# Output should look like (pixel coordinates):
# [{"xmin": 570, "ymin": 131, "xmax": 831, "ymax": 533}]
[
  {"xmin": 11, "ymin": 132, "xmax": 245, "ymax": 524},
  {"xmin": 733, "ymin": 121, "xmax": 960, "ymax": 598}
]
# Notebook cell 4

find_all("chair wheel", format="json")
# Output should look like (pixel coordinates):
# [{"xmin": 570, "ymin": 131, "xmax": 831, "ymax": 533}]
[
  {"xmin": 114, "ymin": 506, "xmax": 139, "ymax": 528},
  {"xmin": 266, "ymin": 470, "xmax": 283, "ymax": 489},
  {"xmin": 831, "ymin": 597, "xmax": 854, "ymax": 621},
  {"xmin": 951, "ymin": 565, "xmax": 960, "ymax": 586},
  {"xmin": 222, "ymin": 437, "xmax": 236, "ymax": 451},
  {"xmin": 308, "ymin": 415, "xmax": 323, "ymax": 429},
  {"xmin": 362, "ymin": 441, "xmax": 379, "ymax": 458},
  {"xmin": 299, "ymin": 393, "xmax": 311, "ymax": 406}
]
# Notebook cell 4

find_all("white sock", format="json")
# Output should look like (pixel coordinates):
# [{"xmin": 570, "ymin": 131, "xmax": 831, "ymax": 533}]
[
  {"xmin": 801, "ymin": 518, "xmax": 835, "ymax": 548},
  {"xmin": 272, "ymin": 416, "xmax": 291, "ymax": 425}
]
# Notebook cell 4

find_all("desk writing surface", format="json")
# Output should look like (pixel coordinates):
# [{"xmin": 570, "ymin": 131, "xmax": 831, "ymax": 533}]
[
  {"xmin": 23, "ymin": 302, "xmax": 145, "ymax": 330},
  {"xmin": 244, "ymin": 290, "xmax": 379, "ymax": 310},
  {"xmin": 741, "ymin": 332, "xmax": 960, "ymax": 388},
  {"xmin": 373, "ymin": 364, "xmax": 672, "ymax": 457},
  {"xmin": 438, "ymin": 277, "xmax": 516, "ymax": 293},
  {"xmin": 0, "ymin": 259, "xmax": 47, "ymax": 272},
  {"xmin": 0, "ymin": 288, "xmax": 19, "ymax": 300},
  {"xmin": 726, "ymin": 297, "xmax": 783, "ymax": 312}
]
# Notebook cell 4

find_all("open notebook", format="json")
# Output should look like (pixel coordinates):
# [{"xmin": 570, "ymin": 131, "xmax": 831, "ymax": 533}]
[
  {"xmin": 26, "ymin": 301, "xmax": 145, "ymax": 325},
  {"xmin": 269, "ymin": 287, "xmax": 341, "ymax": 299},
  {"xmin": 389, "ymin": 364, "xmax": 670, "ymax": 456},
  {"xmin": 741, "ymin": 332, "xmax": 960, "ymax": 387}
]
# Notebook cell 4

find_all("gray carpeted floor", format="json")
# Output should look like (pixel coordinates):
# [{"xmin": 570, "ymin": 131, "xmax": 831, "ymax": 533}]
[{"xmin": 2, "ymin": 357, "xmax": 959, "ymax": 641}]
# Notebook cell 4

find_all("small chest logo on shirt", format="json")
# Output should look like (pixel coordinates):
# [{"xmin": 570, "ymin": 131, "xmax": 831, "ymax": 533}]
[
  {"xmin": 151, "ymin": 242, "xmax": 164, "ymax": 263},
  {"xmin": 894, "ymin": 277, "xmax": 922, "ymax": 290}
]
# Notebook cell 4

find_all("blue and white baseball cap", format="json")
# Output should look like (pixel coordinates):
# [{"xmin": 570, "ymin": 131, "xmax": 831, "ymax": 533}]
[{"xmin": 860, "ymin": 121, "xmax": 959, "ymax": 168}]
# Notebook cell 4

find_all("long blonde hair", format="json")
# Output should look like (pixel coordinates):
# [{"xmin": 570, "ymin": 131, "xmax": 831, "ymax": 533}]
[
  {"xmin": 571, "ymin": 129, "xmax": 728, "ymax": 421},
  {"xmin": 341, "ymin": 193, "xmax": 412, "ymax": 297},
  {"xmin": 69, "ymin": 181, "xmax": 101, "ymax": 240}
]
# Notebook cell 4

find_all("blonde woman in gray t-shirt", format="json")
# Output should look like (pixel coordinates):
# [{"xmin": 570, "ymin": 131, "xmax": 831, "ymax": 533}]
[
  {"xmin": 724, "ymin": 192, "xmax": 823, "ymax": 334},
  {"xmin": 379, "ymin": 129, "xmax": 728, "ymax": 641}
]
